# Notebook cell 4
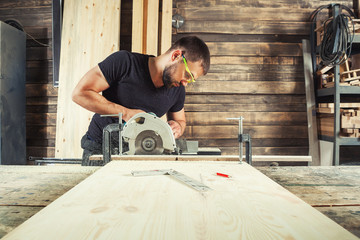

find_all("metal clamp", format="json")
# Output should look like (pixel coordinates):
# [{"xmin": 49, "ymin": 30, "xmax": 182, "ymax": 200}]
[
  {"xmin": 227, "ymin": 117, "xmax": 252, "ymax": 165},
  {"xmin": 101, "ymin": 113, "xmax": 123, "ymax": 164}
]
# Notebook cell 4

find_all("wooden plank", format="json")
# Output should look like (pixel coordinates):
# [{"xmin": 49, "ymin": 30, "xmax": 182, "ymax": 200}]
[
  {"xmin": 258, "ymin": 166, "xmax": 360, "ymax": 205},
  {"xmin": 185, "ymin": 103, "xmax": 306, "ymax": 112},
  {"xmin": 26, "ymin": 113, "xmax": 56, "ymax": 126},
  {"xmin": 206, "ymin": 42, "xmax": 303, "ymax": 56},
  {"xmin": 185, "ymin": 112, "xmax": 307, "ymax": 125},
  {"xmin": 159, "ymin": 0, "xmax": 172, "ymax": 54},
  {"xmin": 27, "ymin": 126, "xmax": 56, "ymax": 140},
  {"xmin": 55, "ymin": 0, "xmax": 121, "ymax": 158},
  {"xmin": 302, "ymin": 39, "xmax": 320, "ymax": 166},
  {"xmin": 186, "ymin": 81, "xmax": 305, "ymax": 94},
  {"xmin": 184, "ymin": 125, "xmax": 308, "ymax": 139},
  {"xmin": 89, "ymin": 155, "xmax": 312, "ymax": 162},
  {"xmin": 208, "ymin": 64, "xmax": 303, "ymax": 73},
  {"xmin": 26, "ymin": 84, "xmax": 57, "ymax": 97},
  {"xmin": 131, "ymin": 0, "xmax": 144, "ymax": 53},
  {"xmin": 185, "ymin": 94, "xmax": 306, "ymax": 104},
  {"xmin": 26, "ymin": 147, "xmax": 55, "ymax": 159},
  {"xmin": 146, "ymin": 0, "xmax": 159, "ymax": 55},
  {"xmin": 178, "ymin": 20, "xmax": 310, "ymax": 35},
  {"xmin": 177, "ymin": 7, "xmax": 312, "ymax": 21},
  {"xmin": 0, "ymin": 206, "xmax": 42, "ymax": 238},
  {"xmin": 320, "ymin": 103, "xmax": 360, "ymax": 108},
  {"xmin": 3, "ymin": 161, "xmax": 356, "ymax": 239},
  {"xmin": 175, "ymin": 0, "xmax": 352, "ymax": 8},
  {"xmin": 198, "ymin": 138, "xmax": 309, "ymax": 148},
  {"xmin": 316, "ymin": 207, "xmax": 360, "ymax": 238},
  {"xmin": 210, "ymin": 56, "xmax": 300, "ymax": 66},
  {"xmin": 0, "ymin": 165, "xmax": 99, "ymax": 238},
  {"xmin": 0, "ymin": 166, "xmax": 97, "ymax": 206},
  {"xmin": 218, "ymin": 146, "xmax": 308, "ymax": 156},
  {"xmin": 257, "ymin": 166, "xmax": 360, "ymax": 237},
  {"xmin": 199, "ymin": 71, "xmax": 304, "ymax": 82}
]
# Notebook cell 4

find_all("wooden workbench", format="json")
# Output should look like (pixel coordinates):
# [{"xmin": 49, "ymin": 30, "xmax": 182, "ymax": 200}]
[{"xmin": 0, "ymin": 163, "xmax": 359, "ymax": 238}]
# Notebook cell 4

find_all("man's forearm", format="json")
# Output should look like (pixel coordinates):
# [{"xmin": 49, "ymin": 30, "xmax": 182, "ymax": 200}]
[{"xmin": 72, "ymin": 90, "xmax": 136, "ymax": 121}]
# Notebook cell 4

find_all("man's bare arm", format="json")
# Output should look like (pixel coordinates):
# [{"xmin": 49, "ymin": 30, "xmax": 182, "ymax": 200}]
[
  {"xmin": 72, "ymin": 65, "xmax": 143, "ymax": 121},
  {"xmin": 167, "ymin": 108, "xmax": 186, "ymax": 139}
]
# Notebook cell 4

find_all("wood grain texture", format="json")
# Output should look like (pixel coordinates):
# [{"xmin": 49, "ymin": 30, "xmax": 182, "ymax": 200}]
[
  {"xmin": 175, "ymin": 0, "xmax": 351, "ymax": 8},
  {"xmin": 178, "ymin": 20, "xmax": 310, "ymax": 35},
  {"xmin": 159, "ymin": 0, "xmax": 172, "ymax": 54},
  {"xmin": 146, "ymin": 0, "xmax": 159, "ymax": 55},
  {"xmin": 3, "ymin": 161, "xmax": 357, "ymax": 239},
  {"xmin": 302, "ymin": 39, "xmax": 320, "ymax": 165},
  {"xmin": 89, "ymin": 155, "xmax": 312, "ymax": 162},
  {"xmin": 55, "ymin": 0, "xmax": 120, "ymax": 158},
  {"xmin": 131, "ymin": 0, "xmax": 144, "ymax": 53},
  {"xmin": 258, "ymin": 166, "xmax": 360, "ymax": 237},
  {"xmin": 258, "ymin": 166, "xmax": 360, "ymax": 206},
  {"xmin": 0, "ymin": 165, "xmax": 99, "ymax": 238},
  {"xmin": 206, "ymin": 42, "xmax": 303, "ymax": 56},
  {"xmin": 185, "ymin": 81, "xmax": 305, "ymax": 94}
]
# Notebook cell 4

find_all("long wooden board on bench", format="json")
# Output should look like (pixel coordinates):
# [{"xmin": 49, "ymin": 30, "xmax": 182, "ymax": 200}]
[
  {"xmin": 89, "ymin": 154, "xmax": 312, "ymax": 162},
  {"xmin": 3, "ymin": 160, "xmax": 356, "ymax": 239}
]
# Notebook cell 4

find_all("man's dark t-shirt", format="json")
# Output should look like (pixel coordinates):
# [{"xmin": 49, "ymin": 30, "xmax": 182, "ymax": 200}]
[{"xmin": 85, "ymin": 51, "xmax": 185, "ymax": 143}]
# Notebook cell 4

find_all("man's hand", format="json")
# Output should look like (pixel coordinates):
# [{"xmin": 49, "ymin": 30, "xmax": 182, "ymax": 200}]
[
  {"xmin": 168, "ymin": 120, "xmax": 182, "ymax": 139},
  {"xmin": 123, "ymin": 109, "xmax": 145, "ymax": 122}
]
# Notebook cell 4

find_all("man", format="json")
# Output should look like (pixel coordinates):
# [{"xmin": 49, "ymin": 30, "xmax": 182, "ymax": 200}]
[{"xmin": 72, "ymin": 36, "xmax": 210, "ymax": 166}]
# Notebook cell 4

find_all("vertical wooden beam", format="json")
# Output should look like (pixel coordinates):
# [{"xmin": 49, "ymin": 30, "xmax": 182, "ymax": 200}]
[
  {"xmin": 55, "ymin": 0, "xmax": 121, "ymax": 158},
  {"xmin": 146, "ymin": 0, "xmax": 159, "ymax": 56},
  {"xmin": 302, "ymin": 39, "xmax": 321, "ymax": 166},
  {"xmin": 354, "ymin": 0, "xmax": 360, "ymax": 18},
  {"xmin": 132, "ymin": 0, "xmax": 144, "ymax": 53},
  {"xmin": 160, "ymin": 0, "xmax": 173, "ymax": 54}
]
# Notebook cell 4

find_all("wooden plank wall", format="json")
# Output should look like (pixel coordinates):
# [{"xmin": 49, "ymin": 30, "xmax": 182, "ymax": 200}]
[
  {"xmin": 0, "ymin": 0, "xmax": 132, "ymax": 162},
  {"xmin": 0, "ymin": 0, "xmax": 54, "ymax": 161},
  {"xmin": 174, "ymin": 0, "xmax": 353, "ymax": 156}
]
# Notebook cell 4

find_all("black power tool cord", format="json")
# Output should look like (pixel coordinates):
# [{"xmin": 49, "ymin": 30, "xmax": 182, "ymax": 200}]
[
  {"xmin": 310, "ymin": 4, "xmax": 355, "ymax": 67},
  {"xmin": 320, "ymin": 14, "xmax": 354, "ymax": 65}
]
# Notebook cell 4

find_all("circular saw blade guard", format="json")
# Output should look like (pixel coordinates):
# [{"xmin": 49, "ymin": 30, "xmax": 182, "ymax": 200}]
[{"xmin": 122, "ymin": 113, "xmax": 176, "ymax": 155}]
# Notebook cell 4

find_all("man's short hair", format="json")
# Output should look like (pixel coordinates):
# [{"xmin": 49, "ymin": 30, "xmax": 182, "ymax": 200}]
[{"xmin": 168, "ymin": 36, "xmax": 210, "ymax": 75}]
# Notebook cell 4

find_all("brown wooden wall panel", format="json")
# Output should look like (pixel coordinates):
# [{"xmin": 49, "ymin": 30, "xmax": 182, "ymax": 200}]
[
  {"xmin": 175, "ymin": 0, "xmax": 351, "ymax": 8},
  {"xmin": 185, "ymin": 112, "xmax": 307, "ymax": 125},
  {"xmin": 186, "ymin": 81, "xmax": 305, "ymax": 94},
  {"xmin": 185, "ymin": 94, "xmax": 306, "ymax": 104},
  {"xmin": 178, "ymin": 7, "xmax": 312, "ymax": 21},
  {"xmin": 184, "ymin": 125, "xmax": 308, "ymax": 139},
  {"xmin": 185, "ymin": 103, "xmax": 306, "ymax": 112},
  {"xmin": 174, "ymin": 0, "xmax": 352, "ymax": 156},
  {"xmin": 178, "ymin": 21, "xmax": 310, "ymax": 35},
  {"xmin": 207, "ymin": 42, "xmax": 303, "ymax": 56},
  {"xmin": 220, "ymin": 146, "xmax": 309, "ymax": 155}
]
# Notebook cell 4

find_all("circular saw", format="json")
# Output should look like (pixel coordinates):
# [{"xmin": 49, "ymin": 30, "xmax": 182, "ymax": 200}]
[{"xmin": 122, "ymin": 113, "xmax": 176, "ymax": 155}]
